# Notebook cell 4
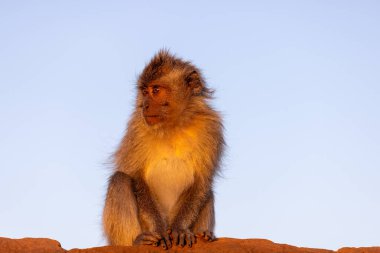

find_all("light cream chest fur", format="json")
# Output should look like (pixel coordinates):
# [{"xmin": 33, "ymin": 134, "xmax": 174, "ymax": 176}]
[{"xmin": 144, "ymin": 132, "xmax": 198, "ymax": 220}]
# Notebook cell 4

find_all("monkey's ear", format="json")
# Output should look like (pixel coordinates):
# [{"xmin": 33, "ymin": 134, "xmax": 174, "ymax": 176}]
[{"xmin": 186, "ymin": 71, "xmax": 203, "ymax": 95}]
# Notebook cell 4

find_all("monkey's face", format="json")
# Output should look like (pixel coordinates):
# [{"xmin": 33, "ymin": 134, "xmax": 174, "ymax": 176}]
[
  {"xmin": 140, "ymin": 80, "xmax": 190, "ymax": 127},
  {"xmin": 141, "ymin": 84, "xmax": 170, "ymax": 126}
]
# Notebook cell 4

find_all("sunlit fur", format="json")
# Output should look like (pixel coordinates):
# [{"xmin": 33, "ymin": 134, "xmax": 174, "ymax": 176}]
[{"xmin": 103, "ymin": 50, "xmax": 224, "ymax": 246}]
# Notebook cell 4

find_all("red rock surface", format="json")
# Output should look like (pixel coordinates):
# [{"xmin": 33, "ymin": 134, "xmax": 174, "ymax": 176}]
[
  {"xmin": 338, "ymin": 247, "xmax": 380, "ymax": 253},
  {"xmin": 1, "ymin": 237, "xmax": 379, "ymax": 253},
  {"xmin": 0, "ymin": 237, "xmax": 66, "ymax": 253}
]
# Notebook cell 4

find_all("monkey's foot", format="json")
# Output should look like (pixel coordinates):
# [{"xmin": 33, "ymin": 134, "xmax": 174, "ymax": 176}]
[
  {"xmin": 196, "ymin": 230, "xmax": 215, "ymax": 242},
  {"xmin": 169, "ymin": 228, "xmax": 195, "ymax": 248},
  {"xmin": 133, "ymin": 232, "xmax": 171, "ymax": 250}
]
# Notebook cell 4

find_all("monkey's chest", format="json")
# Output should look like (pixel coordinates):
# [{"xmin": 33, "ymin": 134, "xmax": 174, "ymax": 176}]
[{"xmin": 144, "ymin": 155, "xmax": 195, "ymax": 219}]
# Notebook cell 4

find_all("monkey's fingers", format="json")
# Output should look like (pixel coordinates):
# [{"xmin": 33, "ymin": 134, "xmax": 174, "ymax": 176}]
[
  {"xmin": 179, "ymin": 232, "xmax": 186, "ymax": 248},
  {"xmin": 151, "ymin": 231, "xmax": 164, "ymax": 241},
  {"xmin": 196, "ymin": 230, "xmax": 215, "ymax": 242},
  {"xmin": 163, "ymin": 234, "xmax": 172, "ymax": 248},
  {"xmin": 150, "ymin": 232, "xmax": 167, "ymax": 249},
  {"xmin": 133, "ymin": 233, "xmax": 161, "ymax": 246},
  {"xmin": 186, "ymin": 232, "xmax": 195, "ymax": 247},
  {"xmin": 158, "ymin": 239, "xmax": 167, "ymax": 250},
  {"xmin": 170, "ymin": 230, "xmax": 179, "ymax": 246},
  {"xmin": 204, "ymin": 231, "xmax": 215, "ymax": 241}
]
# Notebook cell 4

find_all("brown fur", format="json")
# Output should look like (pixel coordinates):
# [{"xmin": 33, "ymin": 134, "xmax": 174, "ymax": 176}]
[{"xmin": 102, "ymin": 50, "xmax": 224, "ymax": 248}]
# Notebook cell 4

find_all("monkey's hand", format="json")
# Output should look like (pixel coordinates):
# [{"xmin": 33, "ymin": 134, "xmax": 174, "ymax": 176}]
[
  {"xmin": 133, "ymin": 231, "xmax": 172, "ymax": 250},
  {"xmin": 196, "ymin": 230, "xmax": 215, "ymax": 242},
  {"xmin": 168, "ymin": 228, "xmax": 196, "ymax": 248}
]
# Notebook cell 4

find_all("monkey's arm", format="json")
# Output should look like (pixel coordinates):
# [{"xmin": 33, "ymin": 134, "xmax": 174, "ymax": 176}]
[{"xmin": 133, "ymin": 174, "xmax": 172, "ymax": 249}]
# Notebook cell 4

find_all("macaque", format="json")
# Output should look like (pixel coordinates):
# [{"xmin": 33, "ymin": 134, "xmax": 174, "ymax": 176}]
[{"xmin": 102, "ymin": 50, "xmax": 224, "ymax": 249}]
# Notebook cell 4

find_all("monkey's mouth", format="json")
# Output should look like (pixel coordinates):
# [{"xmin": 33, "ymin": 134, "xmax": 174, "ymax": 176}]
[{"xmin": 144, "ymin": 115, "xmax": 162, "ymax": 125}]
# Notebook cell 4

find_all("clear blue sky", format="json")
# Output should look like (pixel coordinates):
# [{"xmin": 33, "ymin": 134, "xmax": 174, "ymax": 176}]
[{"xmin": 1, "ymin": 0, "xmax": 379, "ymax": 250}]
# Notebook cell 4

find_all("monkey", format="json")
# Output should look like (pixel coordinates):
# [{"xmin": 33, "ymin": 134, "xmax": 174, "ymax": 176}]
[{"xmin": 102, "ymin": 50, "xmax": 224, "ymax": 250}]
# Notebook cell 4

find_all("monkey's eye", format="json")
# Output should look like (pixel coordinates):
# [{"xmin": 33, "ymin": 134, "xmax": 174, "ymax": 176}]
[
  {"xmin": 152, "ymin": 86, "xmax": 160, "ymax": 94},
  {"xmin": 142, "ymin": 88, "xmax": 148, "ymax": 95}
]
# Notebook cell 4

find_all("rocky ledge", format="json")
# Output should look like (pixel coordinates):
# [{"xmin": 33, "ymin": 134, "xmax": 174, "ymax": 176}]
[{"xmin": 1, "ymin": 237, "xmax": 379, "ymax": 253}]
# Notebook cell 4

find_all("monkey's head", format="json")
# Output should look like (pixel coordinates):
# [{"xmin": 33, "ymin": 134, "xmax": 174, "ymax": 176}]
[{"xmin": 137, "ymin": 50, "xmax": 212, "ymax": 128}]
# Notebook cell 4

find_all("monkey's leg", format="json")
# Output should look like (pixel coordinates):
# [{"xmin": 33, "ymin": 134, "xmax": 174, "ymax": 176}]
[
  {"xmin": 192, "ymin": 193, "xmax": 216, "ymax": 242},
  {"xmin": 103, "ymin": 171, "xmax": 141, "ymax": 246}
]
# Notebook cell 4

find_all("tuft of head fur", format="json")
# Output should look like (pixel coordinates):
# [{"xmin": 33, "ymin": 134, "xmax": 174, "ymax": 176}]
[{"xmin": 138, "ymin": 49, "xmax": 213, "ymax": 98}]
